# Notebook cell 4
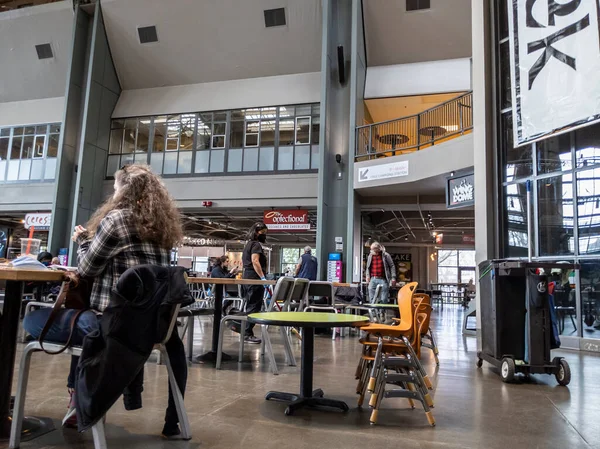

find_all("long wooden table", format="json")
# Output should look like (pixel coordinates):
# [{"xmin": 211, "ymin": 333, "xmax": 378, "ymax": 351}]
[
  {"xmin": 186, "ymin": 277, "xmax": 352, "ymax": 363},
  {"xmin": 0, "ymin": 267, "xmax": 64, "ymax": 441}
]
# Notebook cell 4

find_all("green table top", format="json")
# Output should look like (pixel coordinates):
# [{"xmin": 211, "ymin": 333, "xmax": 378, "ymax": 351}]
[{"xmin": 248, "ymin": 312, "xmax": 369, "ymax": 328}]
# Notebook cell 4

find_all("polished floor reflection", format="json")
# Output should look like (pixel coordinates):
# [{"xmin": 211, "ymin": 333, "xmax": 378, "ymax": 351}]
[{"xmin": 4, "ymin": 305, "xmax": 600, "ymax": 449}]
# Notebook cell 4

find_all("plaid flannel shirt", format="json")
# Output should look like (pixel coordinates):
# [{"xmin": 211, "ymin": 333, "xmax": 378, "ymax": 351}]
[{"xmin": 76, "ymin": 209, "xmax": 170, "ymax": 312}]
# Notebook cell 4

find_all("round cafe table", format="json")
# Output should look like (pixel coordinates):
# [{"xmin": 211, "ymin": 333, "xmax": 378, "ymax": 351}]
[{"xmin": 248, "ymin": 312, "xmax": 369, "ymax": 415}]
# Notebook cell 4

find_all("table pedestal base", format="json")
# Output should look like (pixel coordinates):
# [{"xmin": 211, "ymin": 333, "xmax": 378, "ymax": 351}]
[
  {"xmin": 195, "ymin": 351, "xmax": 232, "ymax": 363},
  {"xmin": 266, "ymin": 389, "xmax": 349, "ymax": 415},
  {"xmin": 0, "ymin": 416, "xmax": 55, "ymax": 442}
]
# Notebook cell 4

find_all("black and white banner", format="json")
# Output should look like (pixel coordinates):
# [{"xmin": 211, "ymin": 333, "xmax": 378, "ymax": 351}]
[{"xmin": 508, "ymin": 0, "xmax": 600, "ymax": 146}]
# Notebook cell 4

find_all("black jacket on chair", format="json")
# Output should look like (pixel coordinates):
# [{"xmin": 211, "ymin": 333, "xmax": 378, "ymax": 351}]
[{"xmin": 75, "ymin": 265, "xmax": 193, "ymax": 431}]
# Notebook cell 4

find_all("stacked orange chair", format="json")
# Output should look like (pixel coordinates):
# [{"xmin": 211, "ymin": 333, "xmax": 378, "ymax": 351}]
[
  {"xmin": 355, "ymin": 282, "xmax": 436, "ymax": 426},
  {"xmin": 408, "ymin": 293, "xmax": 440, "ymax": 365}
]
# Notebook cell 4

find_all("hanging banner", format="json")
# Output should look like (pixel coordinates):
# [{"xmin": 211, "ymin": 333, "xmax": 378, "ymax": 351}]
[
  {"xmin": 263, "ymin": 210, "xmax": 310, "ymax": 231},
  {"xmin": 508, "ymin": 0, "xmax": 600, "ymax": 146}
]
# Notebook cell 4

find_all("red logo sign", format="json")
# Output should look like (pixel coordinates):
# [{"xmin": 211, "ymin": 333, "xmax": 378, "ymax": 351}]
[{"xmin": 263, "ymin": 210, "xmax": 310, "ymax": 231}]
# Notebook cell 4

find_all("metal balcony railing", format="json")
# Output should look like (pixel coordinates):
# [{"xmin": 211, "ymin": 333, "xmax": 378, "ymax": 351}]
[{"xmin": 355, "ymin": 91, "xmax": 473, "ymax": 161}]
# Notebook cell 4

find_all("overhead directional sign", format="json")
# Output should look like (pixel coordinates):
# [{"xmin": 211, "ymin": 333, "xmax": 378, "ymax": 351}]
[{"xmin": 357, "ymin": 160, "xmax": 409, "ymax": 183}]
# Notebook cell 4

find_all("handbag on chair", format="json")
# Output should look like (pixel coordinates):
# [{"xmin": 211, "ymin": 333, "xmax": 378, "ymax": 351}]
[{"xmin": 38, "ymin": 272, "xmax": 93, "ymax": 354}]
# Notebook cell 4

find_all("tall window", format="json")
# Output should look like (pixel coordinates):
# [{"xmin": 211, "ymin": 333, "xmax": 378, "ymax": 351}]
[
  {"xmin": 0, "ymin": 123, "xmax": 60, "ymax": 183},
  {"xmin": 107, "ymin": 103, "xmax": 320, "ymax": 177},
  {"xmin": 281, "ymin": 247, "xmax": 302, "ymax": 275},
  {"xmin": 494, "ymin": 0, "xmax": 600, "ymax": 259},
  {"xmin": 437, "ymin": 249, "xmax": 476, "ymax": 283}
]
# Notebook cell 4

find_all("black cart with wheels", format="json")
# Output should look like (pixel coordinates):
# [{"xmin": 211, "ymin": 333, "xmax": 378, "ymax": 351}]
[{"xmin": 476, "ymin": 260, "xmax": 578, "ymax": 385}]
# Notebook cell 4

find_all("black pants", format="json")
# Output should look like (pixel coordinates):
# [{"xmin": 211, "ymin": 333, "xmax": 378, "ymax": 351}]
[
  {"xmin": 126, "ymin": 331, "xmax": 187, "ymax": 427},
  {"xmin": 242, "ymin": 284, "xmax": 264, "ymax": 336}
]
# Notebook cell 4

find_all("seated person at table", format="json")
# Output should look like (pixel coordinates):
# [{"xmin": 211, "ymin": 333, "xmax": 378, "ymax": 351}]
[
  {"xmin": 23, "ymin": 164, "xmax": 187, "ymax": 437},
  {"xmin": 211, "ymin": 255, "xmax": 239, "ymax": 313}
]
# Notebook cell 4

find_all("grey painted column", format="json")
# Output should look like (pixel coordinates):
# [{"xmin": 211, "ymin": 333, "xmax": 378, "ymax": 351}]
[
  {"xmin": 472, "ymin": 0, "xmax": 497, "ymax": 335},
  {"xmin": 316, "ymin": 0, "xmax": 357, "ymax": 282},
  {"xmin": 68, "ymin": 4, "xmax": 121, "ymax": 257},
  {"xmin": 347, "ymin": 0, "xmax": 367, "ymax": 283},
  {"xmin": 48, "ymin": 5, "xmax": 92, "ymax": 256},
  {"xmin": 48, "ymin": 3, "xmax": 121, "ymax": 258}
]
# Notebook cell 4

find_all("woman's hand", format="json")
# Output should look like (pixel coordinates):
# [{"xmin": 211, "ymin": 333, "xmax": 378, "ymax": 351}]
[{"xmin": 72, "ymin": 225, "xmax": 88, "ymax": 242}]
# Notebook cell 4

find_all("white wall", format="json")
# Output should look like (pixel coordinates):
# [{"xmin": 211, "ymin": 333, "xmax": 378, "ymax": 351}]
[
  {"xmin": 102, "ymin": 173, "xmax": 319, "ymax": 209},
  {"xmin": 112, "ymin": 72, "xmax": 321, "ymax": 118},
  {"xmin": 0, "ymin": 183, "xmax": 56, "ymax": 212},
  {"xmin": 0, "ymin": 97, "xmax": 65, "ymax": 127},
  {"xmin": 365, "ymin": 58, "xmax": 471, "ymax": 99},
  {"xmin": 354, "ymin": 134, "xmax": 474, "ymax": 190}
]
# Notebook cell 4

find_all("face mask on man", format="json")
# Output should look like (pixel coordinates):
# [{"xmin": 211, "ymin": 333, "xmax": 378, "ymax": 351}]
[
  {"xmin": 258, "ymin": 234, "xmax": 267, "ymax": 243},
  {"xmin": 41, "ymin": 260, "xmax": 51, "ymax": 266}
]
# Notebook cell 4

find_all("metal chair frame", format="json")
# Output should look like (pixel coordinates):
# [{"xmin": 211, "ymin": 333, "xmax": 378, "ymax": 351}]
[{"xmin": 10, "ymin": 304, "xmax": 191, "ymax": 449}]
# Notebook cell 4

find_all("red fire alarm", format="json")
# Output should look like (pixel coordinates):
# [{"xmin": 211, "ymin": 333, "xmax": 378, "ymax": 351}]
[{"xmin": 202, "ymin": 201, "xmax": 213, "ymax": 207}]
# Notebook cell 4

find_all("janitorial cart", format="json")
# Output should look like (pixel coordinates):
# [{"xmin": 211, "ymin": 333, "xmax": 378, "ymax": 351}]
[{"xmin": 477, "ymin": 260, "xmax": 578, "ymax": 385}]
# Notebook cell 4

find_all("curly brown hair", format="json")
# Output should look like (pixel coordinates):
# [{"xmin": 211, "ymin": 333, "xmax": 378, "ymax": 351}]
[{"xmin": 85, "ymin": 164, "xmax": 183, "ymax": 249}]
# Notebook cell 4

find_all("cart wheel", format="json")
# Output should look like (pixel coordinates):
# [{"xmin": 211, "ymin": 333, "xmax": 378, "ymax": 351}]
[
  {"xmin": 476, "ymin": 358, "xmax": 483, "ymax": 368},
  {"xmin": 555, "ymin": 359, "xmax": 571, "ymax": 386},
  {"xmin": 501, "ymin": 357, "xmax": 515, "ymax": 383}
]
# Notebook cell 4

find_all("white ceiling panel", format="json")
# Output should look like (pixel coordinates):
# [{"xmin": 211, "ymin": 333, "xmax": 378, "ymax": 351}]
[
  {"xmin": 101, "ymin": 0, "xmax": 323, "ymax": 90},
  {"xmin": 364, "ymin": 0, "xmax": 472, "ymax": 66},
  {"xmin": 0, "ymin": 1, "xmax": 72, "ymax": 103}
]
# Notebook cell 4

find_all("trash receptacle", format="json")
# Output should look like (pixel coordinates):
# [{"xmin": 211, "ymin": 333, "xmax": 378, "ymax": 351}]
[{"xmin": 476, "ymin": 260, "xmax": 577, "ymax": 386}]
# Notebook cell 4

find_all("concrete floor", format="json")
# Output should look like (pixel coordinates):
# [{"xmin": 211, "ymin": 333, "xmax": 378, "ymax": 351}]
[{"xmin": 3, "ymin": 305, "xmax": 600, "ymax": 449}]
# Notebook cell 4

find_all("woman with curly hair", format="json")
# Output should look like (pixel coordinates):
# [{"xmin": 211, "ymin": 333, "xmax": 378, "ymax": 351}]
[{"xmin": 24, "ymin": 164, "xmax": 186, "ymax": 437}]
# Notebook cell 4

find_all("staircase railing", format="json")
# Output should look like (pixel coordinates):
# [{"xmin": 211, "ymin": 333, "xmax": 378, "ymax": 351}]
[{"xmin": 355, "ymin": 91, "xmax": 473, "ymax": 160}]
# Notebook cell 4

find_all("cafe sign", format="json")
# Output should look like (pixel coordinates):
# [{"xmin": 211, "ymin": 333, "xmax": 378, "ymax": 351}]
[
  {"xmin": 263, "ymin": 209, "xmax": 310, "ymax": 231},
  {"xmin": 446, "ymin": 174, "xmax": 474, "ymax": 209},
  {"xmin": 508, "ymin": 0, "xmax": 600, "ymax": 145},
  {"xmin": 24, "ymin": 213, "xmax": 51, "ymax": 230}
]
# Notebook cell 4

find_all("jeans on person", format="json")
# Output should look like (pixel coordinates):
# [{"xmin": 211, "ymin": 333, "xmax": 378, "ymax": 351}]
[
  {"xmin": 368, "ymin": 278, "xmax": 390, "ymax": 304},
  {"xmin": 23, "ymin": 308, "xmax": 99, "ymax": 389},
  {"xmin": 23, "ymin": 307, "xmax": 187, "ymax": 428}
]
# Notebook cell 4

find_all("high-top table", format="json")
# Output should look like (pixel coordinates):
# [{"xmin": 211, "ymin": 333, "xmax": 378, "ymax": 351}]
[
  {"xmin": 0, "ymin": 267, "xmax": 64, "ymax": 441},
  {"xmin": 186, "ymin": 278, "xmax": 351, "ymax": 364},
  {"xmin": 248, "ymin": 311, "xmax": 369, "ymax": 415},
  {"xmin": 186, "ymin": 277, "xmax": 276, "ymax": 363}
]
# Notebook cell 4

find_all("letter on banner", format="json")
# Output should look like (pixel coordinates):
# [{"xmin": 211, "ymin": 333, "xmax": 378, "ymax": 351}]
[{"xmin": 508, "ymin": 0, "xmax": 600, "ymax": 146}]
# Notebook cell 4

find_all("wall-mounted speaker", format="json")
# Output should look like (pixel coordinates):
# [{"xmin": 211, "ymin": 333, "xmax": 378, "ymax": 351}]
[{"xmin": 337, "ymin": 45, "xmax": 346, "ymax": 85}]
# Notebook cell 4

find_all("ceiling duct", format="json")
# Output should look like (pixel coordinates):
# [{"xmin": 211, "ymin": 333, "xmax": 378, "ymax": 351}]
[
  {"xmin": 35, "ymin": 43, "xmax": 53, "ymax": 60},
  {"xmin": 264, "ymin": 7, "xmax": 286, "ymax": 28},
  {"xmin": 137, "ymin": 25, "xmax": 158, "ymax": 44}
]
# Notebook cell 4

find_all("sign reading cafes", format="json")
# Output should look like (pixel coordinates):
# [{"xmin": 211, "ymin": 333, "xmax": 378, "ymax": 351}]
[
  {"xmin": 24, "ymin": 213, "xmax": 52, "ymax": 230},
  {"xmin": 508, "ymin": 0, "xmax": 600, "ymax": 146},
  {"xmin": 263, "ymin": 210, "xmax": 310, "ymax": 231}
]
